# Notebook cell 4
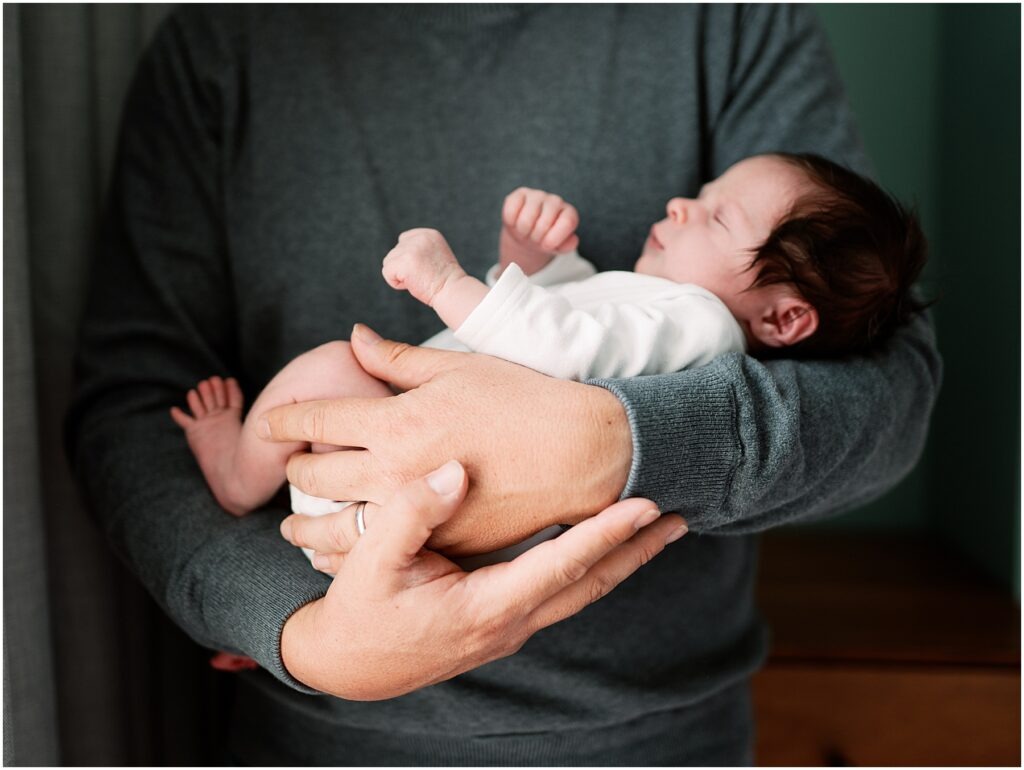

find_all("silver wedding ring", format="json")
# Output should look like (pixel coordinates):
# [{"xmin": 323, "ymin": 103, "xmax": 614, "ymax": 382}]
[{"xmin": 354, "ymin": 501, "xmax": 368, "ymax": 537}]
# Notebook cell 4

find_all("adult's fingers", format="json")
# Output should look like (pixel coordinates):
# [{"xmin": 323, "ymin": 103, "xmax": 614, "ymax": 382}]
[
  {"xmin": 257, "ymin": 397, "xmax": 388, "ymax": 446},
  {"xmin": 280, "ymin": 501, "xmax": 383, "ymax": 556},
  {"xmin": 527, "ymin": 512, "xmax": 686, "ymax": 633},
  {"xmin": 496, "ymin": 498, "xmax": 662, "ymax": 604},
  {"xmin": 349, "ymin": 324, "xmax": 467, "ymax": 391},
  {"xmin": 285, "ymin": 449, "xmax": 385, "ymax": 502},
  {"xmin": 309, "ymin": 550, "xmax": 348, "ymax": 576},
  {"xmin": 351, "ymin": 460, "xmax": 469, "ymax": 592}
]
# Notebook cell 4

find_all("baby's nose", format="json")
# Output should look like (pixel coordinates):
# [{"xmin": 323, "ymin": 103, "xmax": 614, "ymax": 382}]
[{"xmin": 666, "ymin": 198, "xmax": 689, "ymax": 224}]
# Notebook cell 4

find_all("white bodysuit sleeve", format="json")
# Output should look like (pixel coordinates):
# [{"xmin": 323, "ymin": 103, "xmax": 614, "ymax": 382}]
[
  {"xmin": 422, "ymin": 251, "xmax": 598, "ymax": 352},
  {"xmin": 454, "ymin": 264, "xmax": 745, "ymax": 381}
]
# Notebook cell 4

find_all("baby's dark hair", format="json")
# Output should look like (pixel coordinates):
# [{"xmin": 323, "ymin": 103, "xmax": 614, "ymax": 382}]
[{"xmin": 748, "ymin": 152, "xmax": 929, "ymax": 357}]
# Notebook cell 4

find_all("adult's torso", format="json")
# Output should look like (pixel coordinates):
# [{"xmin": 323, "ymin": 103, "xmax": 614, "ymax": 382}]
[{"xmin": 199, "ymin": 3, "xmax": 763, "ymax": 755}]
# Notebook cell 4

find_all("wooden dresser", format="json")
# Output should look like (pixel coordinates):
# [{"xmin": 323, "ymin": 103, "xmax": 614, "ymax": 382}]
[{"xmin": 752, "ymin": 533, "xmax": 1020, "ymax": 766}]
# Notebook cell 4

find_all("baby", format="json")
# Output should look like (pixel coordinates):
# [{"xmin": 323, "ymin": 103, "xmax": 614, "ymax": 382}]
[{"xmin": 172, "ymin": 152, "xmax": 927, "ymax": 668}]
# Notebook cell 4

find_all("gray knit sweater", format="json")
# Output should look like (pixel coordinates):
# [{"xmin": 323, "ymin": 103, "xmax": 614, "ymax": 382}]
[{"xmin": 68, "ymin": 5, "xmax": 941, "ymax": 764}]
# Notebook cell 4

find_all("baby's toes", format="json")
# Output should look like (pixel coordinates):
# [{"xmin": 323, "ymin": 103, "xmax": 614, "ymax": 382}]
[
  {"xmin": 169, "ymin": 406, "xmax": 195, "ymax": 430},
  {"xmin": 197, "ymin": 379, "xmax": 218, "ymax": 412},
  {"xmin": 186, "ymin": 388, "xmax": 206, "ymax": 419},
  {"xmin": 209, "ymin": 376, "xmax": 227, "ymax": 409},
  {"xmin": 225, "ymin": 377, "xmax": 244, "ymax": 410}
]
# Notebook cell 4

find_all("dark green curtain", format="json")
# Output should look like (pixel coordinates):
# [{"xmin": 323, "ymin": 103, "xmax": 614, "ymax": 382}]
[{"xmin": 4, "ymin": 5, "xmax": 230, "ymax": 765}]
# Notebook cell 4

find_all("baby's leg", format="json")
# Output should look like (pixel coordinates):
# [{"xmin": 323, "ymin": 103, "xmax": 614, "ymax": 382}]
[{"xmin": 171, "ymin": 341, "xmax": 392, "ymax": 516}]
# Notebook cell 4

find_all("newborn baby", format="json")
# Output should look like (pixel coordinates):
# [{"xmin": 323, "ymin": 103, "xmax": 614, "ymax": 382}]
[{"xmin": 172, "ymin": 152, "xmax": 927, "ymax": 667}]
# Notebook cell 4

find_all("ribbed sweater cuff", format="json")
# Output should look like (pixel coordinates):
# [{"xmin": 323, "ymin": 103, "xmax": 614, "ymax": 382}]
[
  {"xmin": 588, "ymin": 367, "xmax": 739, "ymax": 528},
  {"xmin": 196, "ymin": 515, "xmax": 330, "ymax": 695}
]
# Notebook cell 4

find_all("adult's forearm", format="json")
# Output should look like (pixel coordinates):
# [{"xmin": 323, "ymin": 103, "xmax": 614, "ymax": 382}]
[
  {"xmin": 591, "ymin": 312, "xmax": 942, "ymax": 533},
  {"xmin": 428, "ymin": 377, "xmax": 633, "ymax": 549},
  {"xmin": 70, "ymin": 404, "xmax": 327, "ymax": 693}
]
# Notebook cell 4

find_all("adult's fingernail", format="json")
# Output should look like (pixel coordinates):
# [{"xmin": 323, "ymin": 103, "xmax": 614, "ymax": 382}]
[
  {"xmin": 353, "ymin": 323, "xmax": 382, "ymax": 345},
  {"xmin": 313, "ymin": 553, "xmax": 331, "ymax": 570},
  {"xmin": 634, "ymin": 509, "xmax": 660, "ymax": 529},
  {"xmin": 256, "ymin": 418, "xmax": 271, "ymax": 439},
  {"xmin": 426, "ymin": 460, "xmax": 463, "ymax": 496},
  {"xmin": 665, "ymin": 524, "xmax": 688, "ymax": 544},
  {"xmin": 280, "ymin": 518, "xmax": 293, "ymax": 542}
]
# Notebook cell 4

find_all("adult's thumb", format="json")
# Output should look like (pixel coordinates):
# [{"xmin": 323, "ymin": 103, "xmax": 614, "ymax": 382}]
[
  {"xmin": 350, "ymin": 323, "xmax": 461, "ymax": 391},
  {"xmin": 357, "ymin": 460, "xmax": 468, "ymax": 580}
]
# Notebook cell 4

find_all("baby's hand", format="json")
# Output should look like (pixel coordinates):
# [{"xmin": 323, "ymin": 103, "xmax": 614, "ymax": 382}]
[
  {"xmin": 383, "ymin": 228, "xmax": 467, "ymax": 307},
  {"xmin": 502, "ymin": 188, "xmax": 580, "ymax": 255}
]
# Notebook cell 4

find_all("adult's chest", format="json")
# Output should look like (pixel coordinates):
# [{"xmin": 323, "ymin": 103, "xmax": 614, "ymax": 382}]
[{"xmin": 221, "ymin": 6, "xmax": 706, "ymax": 380}]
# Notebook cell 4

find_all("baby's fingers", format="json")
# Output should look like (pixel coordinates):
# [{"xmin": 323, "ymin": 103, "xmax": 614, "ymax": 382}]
[
  {"xmin": 528, "ymin": 195, "xmax": 565, "ymax": 244},
  {"xmin": 540, "ymin": 207, "xmax": 580, "ymax": 252},
  {"xmin": 513, "ymin": 197, "xmax": 543, "ymax": 238},
  {"xmin": 552, "ymin": 234, "xmax": 580, "ymax": 254},
  {"xmin": 502, "ymin": 189, "xmax": 528, "ymax": 228}
]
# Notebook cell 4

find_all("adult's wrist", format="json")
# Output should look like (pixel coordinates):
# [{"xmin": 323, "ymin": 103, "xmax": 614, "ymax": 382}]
[
  {"xmin": 589, "ymin": 365, "xmax": 739, "ymax": 521},
  {"xmin": 561, "ymin": 381, "xmax": 633, "ymax": 524},
  {"xmin": 280, "ymin": 597, "xmax": 326, "ymax": 692}
]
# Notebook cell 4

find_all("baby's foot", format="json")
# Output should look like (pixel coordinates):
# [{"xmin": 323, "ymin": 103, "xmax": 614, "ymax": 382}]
[
  {"xmin": 170, "ymin": 376, "xmax": 249, "ymax": 516},
  {"xmin": 209, "ymin": 651, "xmax": 260, "ymax": 672}
]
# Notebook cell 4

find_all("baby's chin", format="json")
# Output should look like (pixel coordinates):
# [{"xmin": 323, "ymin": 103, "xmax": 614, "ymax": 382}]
[{"xmin": 633, "ymin": 252, "xmax": 657, "ymax": 275}]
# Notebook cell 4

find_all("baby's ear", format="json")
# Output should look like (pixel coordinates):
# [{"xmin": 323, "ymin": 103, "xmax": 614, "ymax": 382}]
[{"xmin": 756, "ymin": 296, "xmax": 818, "ymax": 348}]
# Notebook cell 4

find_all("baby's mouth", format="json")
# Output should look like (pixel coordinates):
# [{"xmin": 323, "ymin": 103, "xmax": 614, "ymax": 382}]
[{"xmin": 647, "ymin": 227, "xmax": 665, "ymax": 251}]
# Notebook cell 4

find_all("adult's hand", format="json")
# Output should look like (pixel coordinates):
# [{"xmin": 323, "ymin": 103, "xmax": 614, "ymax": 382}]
[
  {"xmin": 280, "ymin": 460, "xmax": 687, "ymax": 700},
  {"xmin": 259, "ymin": 324, "xmax": 633, "ymax": 556}
]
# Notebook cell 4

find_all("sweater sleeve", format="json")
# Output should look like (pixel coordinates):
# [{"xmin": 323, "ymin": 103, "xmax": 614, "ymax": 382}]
[
  {"xmin": 455, "ymin": 267, "xmax": 744, "ymax": 380},
  {"xmin": 588, "ymin": 5, "xmax": 943, "ymax": 533},
  {"xmin": 64, "ymin": 10, "xmax": 325, "ymax": 693}
]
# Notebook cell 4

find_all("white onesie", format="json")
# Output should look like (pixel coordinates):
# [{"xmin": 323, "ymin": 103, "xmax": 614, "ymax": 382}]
[{"xmin": 290, "ymin": 251, "xmax": 746, "ymax": 566}]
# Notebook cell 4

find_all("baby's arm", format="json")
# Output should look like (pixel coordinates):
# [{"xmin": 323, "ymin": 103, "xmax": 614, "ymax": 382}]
[
  {"xmin": 382, "ymin": 229, "xmax": 489, "ymax": 331},
  {"xmin": 499, "ymin": 188, "xmax": 580, "ymax": 277},
  {"xmin": 383, "ymin": 190, "xmax": 580, "ymax": 330}
]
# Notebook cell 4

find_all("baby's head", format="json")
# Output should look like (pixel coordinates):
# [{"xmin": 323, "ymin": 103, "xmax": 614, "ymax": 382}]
[{"xmin": 635, "ymin": 153, "xmax": 928, "ymax": 356}]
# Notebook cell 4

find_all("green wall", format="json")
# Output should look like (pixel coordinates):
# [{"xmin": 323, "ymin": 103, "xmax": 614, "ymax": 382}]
[{"xmin": 806, "ymin": 5, "xmax": 1020, "ymax": 597}]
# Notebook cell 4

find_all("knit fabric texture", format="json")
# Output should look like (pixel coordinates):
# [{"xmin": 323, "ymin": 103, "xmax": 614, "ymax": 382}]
[{"xmin": 67, "ymin": 5, "xmax": 941, "ymax": 764}]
